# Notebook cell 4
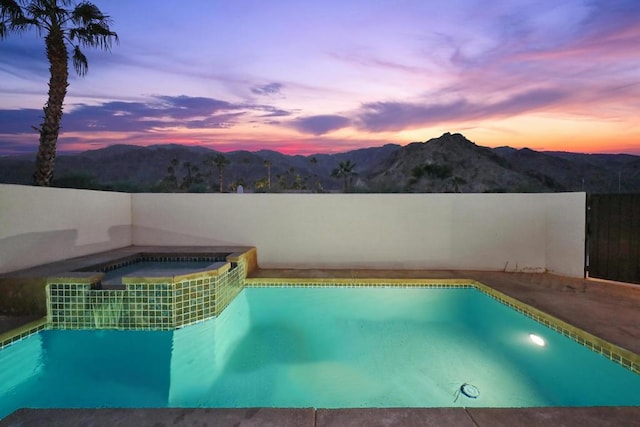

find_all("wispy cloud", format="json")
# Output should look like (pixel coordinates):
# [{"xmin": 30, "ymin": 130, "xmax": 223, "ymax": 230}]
[
  {"xmin": 0, "ymin": 134, "xmax": 40, "ymax": 156},
  {"xmin": 0, "ymin": 109, "xmax": 41, "ymax": 133},
  {"xmin": 0, "ymin": 39, "xmax": 49, "ymax": 79},
  {"xmin": 355, "ymin": 89, "xmax": 569, "ymax": 132},
  {"xmin": 291, "ymin": 115, "xmax": 351, "ymax": 135},
  {"xmin": 0, "ymin": 95, "xmax": 295, "ymax": 135},
  {"xmin": 251, "ymin": 82, "xmax": 284, "ymax": 96}
]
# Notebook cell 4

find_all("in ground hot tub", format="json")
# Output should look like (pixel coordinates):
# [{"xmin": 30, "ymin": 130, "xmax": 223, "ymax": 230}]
[
  {"xmin": 47, "ymin": 252, "xmax": 248, "ymax": 330},
  {"xmin": 74, "ymin": 253, "xmax": 232, "ymax": 287}
]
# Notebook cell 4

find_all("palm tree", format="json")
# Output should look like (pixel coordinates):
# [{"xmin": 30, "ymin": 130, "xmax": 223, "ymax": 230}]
[
  {"xmin": 202, "ymin": 154, "xmax": 216, "ymax": 190},
  {"xmin": 165, "ymin": 158, "xmax": 180, "ymax": 190},
  {"xmin": 213, "ymin": 153, "xmax": 230, "ymax": 192},
  {"xmin": 263, "ymin": 159, "xmax": 272, "ymax": 190},
  {"xmin": 0, "ymin": 0, "xmax": 118, "ymax": 186},
  {"xmin": 331, "ymin": 160, "xmax": 357, "ymax": 192},
  {"xmin": 254, "ymin": 177, "xmax": 268, "ymax": 192},
  {"xmin": 181, "ymin": 161, "xmax": 202, "ymax": 190},
  {"xmin": 309, "ymin": 156, "xmax": 320, "ymax": 192},
  {"xmin": 450, "ymin": 176, "xmax": 466, "ymax": 193}
]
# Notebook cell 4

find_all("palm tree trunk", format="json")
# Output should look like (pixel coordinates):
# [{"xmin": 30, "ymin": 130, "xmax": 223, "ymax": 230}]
[
  {"xmin": 218, "ymin": 169, "xmax": 224, "ymax": 193},
  {"xmin": 33, "ymin": 26, "xmax": 68, "ymax": 186},
  {"xmin": 267, "ymin": 165, "xmax": 271, "ymax": 190}
]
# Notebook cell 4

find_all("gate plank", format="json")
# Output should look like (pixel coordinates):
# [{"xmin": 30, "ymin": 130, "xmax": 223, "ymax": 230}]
[{"xmin": 589, "ymin": 193, "xmax": 640, "ymax": 285}]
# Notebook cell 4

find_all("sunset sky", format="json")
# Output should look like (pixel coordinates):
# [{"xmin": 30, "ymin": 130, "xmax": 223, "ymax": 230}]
[{"xmin": 1, "ymin": 0, "xmax": 639, "ymax": 156}]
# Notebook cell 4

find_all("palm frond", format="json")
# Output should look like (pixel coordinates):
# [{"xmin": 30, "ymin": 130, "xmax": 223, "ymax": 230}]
[
  {"xmin": 71, "ymin": 1, "xmax": 105, "ymax": 25},
  {"xmin": 72, "ymin": 44, "xmax": 87, "ymax": 76},
  {"xmin": 24, "ymin": 0, "xmax": 67, "ymax": 32},
  {"xmin": 0, "ymin": 0, "xmax": 23, "ymax": 21},
  {"xmin": 0, "ymin": 0, "xmax": 28, "ymax": 37},
  {"xmin": 68, "ymin": 2, "xmax": 117, "ymax": 51},
  {"xmin": 69, "ymin": 21, "xmax": 117, "ymax": 50}
]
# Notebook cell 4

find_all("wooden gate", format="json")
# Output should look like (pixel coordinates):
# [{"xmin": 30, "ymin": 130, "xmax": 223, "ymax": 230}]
[{"xmin": 587, "ymin": 194, "xmax": 640, "ymax": 284}]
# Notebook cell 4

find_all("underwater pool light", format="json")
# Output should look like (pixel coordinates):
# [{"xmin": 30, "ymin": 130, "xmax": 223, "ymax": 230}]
[{"xmin": 529, "ymin": 333, "xmax": 546, "ymax": 347}]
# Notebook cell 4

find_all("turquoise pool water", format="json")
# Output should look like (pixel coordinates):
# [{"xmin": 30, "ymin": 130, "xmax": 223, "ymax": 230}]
[
  {"xmin": 100, "ymin": 260, "xmax": 214, "ymax": 283},
  {"xmin": 1, "ymin": 287, "xmax": 640, "ymax": 418}
]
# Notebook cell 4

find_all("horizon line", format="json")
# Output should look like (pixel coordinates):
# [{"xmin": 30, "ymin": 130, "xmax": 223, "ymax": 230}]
[{"xmin": 2, "ymin": 140, "xmax": 639, "ymax": 158}]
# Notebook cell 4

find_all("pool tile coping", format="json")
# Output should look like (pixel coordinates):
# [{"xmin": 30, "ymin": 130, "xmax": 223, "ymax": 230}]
[
  {"xmin": 0, "ymin": 317, "xmax": 48, "ymax": 350},
  {"xmin": 2, "ymin": 277, "xmax": 639, "ymax": 377}
]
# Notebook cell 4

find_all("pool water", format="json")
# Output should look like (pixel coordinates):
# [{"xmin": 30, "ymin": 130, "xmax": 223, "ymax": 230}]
[
  {"xmin": 101, "ymin": 260, "xmax": 214, "ymax": 283},
  {"xmin": 1, "ymin": 287, "xmax": 640, "ymax": 417}
]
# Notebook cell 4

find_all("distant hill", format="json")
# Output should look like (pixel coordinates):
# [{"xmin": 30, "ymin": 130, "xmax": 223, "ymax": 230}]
[
  {"xmin": 0, "ymin": 133, "xmax": 638, "ymax": 193},
  {"xmin": 366, "ymin": 133, "xmax": 552, "ymax": 193}
]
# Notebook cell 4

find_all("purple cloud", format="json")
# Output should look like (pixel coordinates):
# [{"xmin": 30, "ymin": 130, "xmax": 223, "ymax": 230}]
[
  {"xmin": 68, "ymin": 97, "xmax": 244, "ymax": 131},
  {"xmin": 249, "ymin": 105, "xmax": 292, "ymax": 118},
  {"xmin": 0, "ymin": 109, "xmax": 42, "ymax": 133},
  {"xmin": 155, "ymin": 95, "xmax": 234, "ymax": 118},
  {"xmin": 356, "ymin": 88, "xmax": 568, "ymax": 132},
  {"xmin": 0, "ymin": 135, "xmax": 39, "ymax": 155},
  {"xmin": 291, "ymin": 115, "xmax": 350, "ymax": 135},
  {"xmin": 251, "ymin": 82, "xmax": 284, "ymax": 96},
  {"xmin": 0, "ymin": 95, "xmax": 294, "ymax": 135}
]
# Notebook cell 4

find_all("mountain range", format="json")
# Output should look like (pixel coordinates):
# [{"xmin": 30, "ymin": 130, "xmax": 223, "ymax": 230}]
[{"xmin": 1, "ymin": 132, "xmax": 638, "ymax": 193}]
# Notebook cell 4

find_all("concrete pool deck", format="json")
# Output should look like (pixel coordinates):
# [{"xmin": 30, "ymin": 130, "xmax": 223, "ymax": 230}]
[
  {"xmin": 3, "ymin": 406, "xmax": 640, "ymax": 427},
  {"xmin": 2, "ymin": 254, "xmax": 640, "ymax": 426}
]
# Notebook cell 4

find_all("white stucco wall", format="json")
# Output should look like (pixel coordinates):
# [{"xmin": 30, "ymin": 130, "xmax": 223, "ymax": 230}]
[
  {"xmin": 545, "ymin": 192, "xmax": 586, "ymax": 277},
  {"xmin": 0, "ymin": 185, "xmax": 585, "ymax": 276},
  {"xmin": 132, "ymin": 192, "xmax": 586, "ymax": 276},
  {"xmin": 0, "ymin": 184, "xmax": 132, "ymax": 274}
]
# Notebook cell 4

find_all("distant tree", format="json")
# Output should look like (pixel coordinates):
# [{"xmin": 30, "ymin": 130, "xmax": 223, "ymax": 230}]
[
  {"xmin": 181, "ymin": 161, "xmax": 193, "ymax": 189},
  {"xmin": 180, "ymin": 161, "xmax": 203, "ymax": 190},
  {"xmin": 102, "ymin": 180, "xmax": 142, "ymax": 193},
  {"xmin": 423, "ymin": 163, "xmax": 452, "ymax": 179},
  {"xmin": 276, "ymin": 167, "xmax": 303, "ymax": 191},
  {"xmin": 407, "ymin": 163, "xmax": 453, "ymax": 192},
  {"xmin": 0, "ymin": 0, "xmax": 118, "ymax": 186},
  {"xmin": 411, "ymin": 165, "xmax": 425, "ymax": 180},
  {"xmin": 202, "ymin": 154, "xmax": 216, "ymax": 190},
  {"xmin": 203, "ymin": 153, "xmax": 229, "ymax": 192},
  {"xmin": 263, "ymin": 159, "xmax": 272, "ymax": 190},
  {"xmin": 309, "ymin": 156, "xmax": 320, "ymax": 192},
  {"xmin": 408, "ymin": 165, "xmax": 426, "ymax": 189},
  {"xmin": 450, "ymin": 176, "xmax": 466, "ymax": 193},
  {"xmin": 254, "ymin": 177, "xmax": 268, "ymax": 192},
  {"xmin": 213, "ymin": 153, "xmax": 230, "ymax": 192},
  {"xmin": 52, "ymin": 171, "xmax": 99, "ymax": 189},
  {"xmin": 163, "ymin": 158, "xmax": 180, "ymax": 191},
  {"xmin": 276, "ymin": 173, "xmax": 287, "ymax": 191},
  {"xmin": 331, "ymin": 160, "xmax": 357, "ymax": 192},
  {"xmin": 292, "ymin": 173, "xmax": 307, "ymax": 190}
]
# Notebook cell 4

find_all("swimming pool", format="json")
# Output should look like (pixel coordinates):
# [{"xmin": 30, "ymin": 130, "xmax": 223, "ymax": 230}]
[{"xmin": 1, "ymin": 287, "xmax": 640, "ymax": 417}]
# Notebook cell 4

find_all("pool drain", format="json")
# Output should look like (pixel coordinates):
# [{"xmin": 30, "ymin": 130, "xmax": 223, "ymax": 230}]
[
  {"xmin": 454, "ymin": 383, "xmax": 480, "ymax": 402},
  {"xmin": 460, "ymin": 383, "xmax": 480, "ymax": 399}
]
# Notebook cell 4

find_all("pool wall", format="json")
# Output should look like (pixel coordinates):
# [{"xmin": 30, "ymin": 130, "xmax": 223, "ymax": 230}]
[{"xmin": 45, "ymin": 254, "xmax": 249, "ymax": 330}]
